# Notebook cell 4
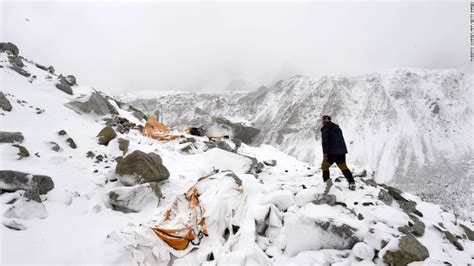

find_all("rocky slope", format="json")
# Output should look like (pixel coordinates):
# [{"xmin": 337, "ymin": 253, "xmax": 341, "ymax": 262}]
[
  {"xmin": 0, "ymin": 43, "xmax": 473, "ymax": 265},
  {"xmin": 124, "ymin": 70, "xmax": 473, "ymax": 219}
]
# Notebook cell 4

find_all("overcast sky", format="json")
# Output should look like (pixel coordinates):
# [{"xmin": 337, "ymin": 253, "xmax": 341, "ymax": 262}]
[{"xmin": 1, "ymin": 1, "xmax": 471, "ymax": 94}]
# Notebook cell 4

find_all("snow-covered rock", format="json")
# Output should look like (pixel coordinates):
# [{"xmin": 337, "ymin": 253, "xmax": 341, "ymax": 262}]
[
  {"xmin": 351, "ymin": 242, "xmax": 375, "ymax": 260},
  {"xmin": 115, "ymin": 150, "xmax": 170, "ymax": 186},
  {"xmin": 108, "ymin": 182, "xmax": 161, "ymax": 212},
  {"xmin": 3, "ymin": 192, "xmax": 48, "ymax": 219},
  {"xmin": 262, "ymin": 189, "xmax": 295, "ymax": 211}
]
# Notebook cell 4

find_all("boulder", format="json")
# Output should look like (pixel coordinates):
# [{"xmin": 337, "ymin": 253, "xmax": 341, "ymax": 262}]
[
  {"xmin": 97, "ymin": 126, "xmax": 117, "ymax": 146},
  {"xmin": 295, "ymin": 187, "xmax": 319, "ymax": 206},
  {"xmin": 383, "ymin": 235, "xmax": 429, "ymax": 266},
  {"xmin": 108, "ymin": 182, "xmax": 162, "ymax": 212},
  {"xmin": 115, "ymin": 150, "xmax": 170, "ymax": 186},
  {"xmin": 0, "ymin": 170, "xmax": 54, "ymax": 194},
  {"xmin": 12, "ymin": 144, "xmax": 29, "ymax": 159},
  {"xmin": 55, "ymin": 83, "xmax": 73, "ymax": 95},
  {"xmin": 0, "ymin": 92, "xmax": 12, "ymax": 111},
  {"xmin": 0, "ymin": 42, "xmax": 19, "ymax": 56},
  {"xmin": 0, "ymin": 131, "xmax": 24, "ymax": 143},
  {"xmin": 3, "ymin": 191, "xmax": 48, "ymax": 219},
  {"xmin": 65, "ymin": 92, "xmax": 118, "ymax": 116},
  {"xmin": 10, "ymin": 65, "xmax": 30, "ymax": 77},
  {"xmin": 202, "ymin": 117, "xmax": 260, "ymax": 144},
  {"xmin": 352, "ymin": 242, "xmax": 375, "ymax": 260},
  {"xmin": 118, "ymin": 138, "xmax": 129, "ymax": 155}
]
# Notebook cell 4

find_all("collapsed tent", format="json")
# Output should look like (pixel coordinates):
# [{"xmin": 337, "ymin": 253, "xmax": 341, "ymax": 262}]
[
  {"xmin": 109, "ymin": 171, "xmax": 270, "ymax": 265},
  {"xmin": 142, "ymin": 117, "xmax": 182, "ymax": 141}
]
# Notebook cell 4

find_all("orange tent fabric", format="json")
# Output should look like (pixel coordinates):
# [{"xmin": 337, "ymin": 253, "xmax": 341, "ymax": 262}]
[
  {"xmin": 150, "ymin": 186, "xmax": 208, "ymax": 250},
  {"xmin": 143, "ymin": 117, "xmax": 171, "ymax": 136}
]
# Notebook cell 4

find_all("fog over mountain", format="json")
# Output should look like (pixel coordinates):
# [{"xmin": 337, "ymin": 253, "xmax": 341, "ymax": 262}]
[{"xmin": 1, "ymin": 1, "xmax": 470, "ymax": 94}]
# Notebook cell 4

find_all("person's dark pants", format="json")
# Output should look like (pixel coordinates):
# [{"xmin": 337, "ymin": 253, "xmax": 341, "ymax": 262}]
[{"xmin": 321, "ymin": 154, "xmax": 354, "ymax": 183}]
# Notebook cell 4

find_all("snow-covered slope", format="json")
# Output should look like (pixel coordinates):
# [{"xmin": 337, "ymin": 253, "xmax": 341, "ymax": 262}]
[
  {"xmin": 1, "ymin": 46, "xmax": 473, "ymax": 265},
  {"xmin": 124, "ymin": 70, "xmax": 473, "ymax": 218}
]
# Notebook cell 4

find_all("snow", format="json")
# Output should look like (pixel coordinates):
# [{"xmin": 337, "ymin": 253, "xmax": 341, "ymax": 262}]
[{"xmin": 0, "ymin": 51, "xmax": 473, "ymax": 265}]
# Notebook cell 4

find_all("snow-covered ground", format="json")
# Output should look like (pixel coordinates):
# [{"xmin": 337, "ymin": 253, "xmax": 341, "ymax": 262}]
[{"xmin": 1, "ymin": 48, "xmax": 473, "ymax": 265}]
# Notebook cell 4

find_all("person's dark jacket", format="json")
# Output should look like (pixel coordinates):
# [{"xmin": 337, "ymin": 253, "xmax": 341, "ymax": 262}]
[{"xmin": 321, "ymin": 121, "xmax": 348, "ymax": 154}]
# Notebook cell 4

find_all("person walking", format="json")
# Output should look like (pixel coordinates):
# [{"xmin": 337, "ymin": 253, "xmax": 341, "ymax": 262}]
[{"xmin": 320, "ymin": 115, "xmax": 355, "ymax": 193}]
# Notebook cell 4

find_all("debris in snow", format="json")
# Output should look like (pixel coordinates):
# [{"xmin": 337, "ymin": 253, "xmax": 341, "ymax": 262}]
[{"xmin": 263, "ymin": 159, "xmax": 277, "ymax": 166}]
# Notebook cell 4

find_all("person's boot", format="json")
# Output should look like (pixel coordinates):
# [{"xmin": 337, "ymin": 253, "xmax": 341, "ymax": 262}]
[
  {"xmin": 324, "ymin": 178, "xmax": 333, "ymax": 194},
  {"xmin": 348, "ymin": 182, "xmax": 356, "ymax": 191}
]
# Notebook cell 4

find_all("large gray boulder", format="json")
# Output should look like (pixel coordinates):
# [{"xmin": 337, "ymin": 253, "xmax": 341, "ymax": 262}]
[
  {"xmin": 97, "ymin": 126, "xmax": 117, "ymax": 146},
  {"xmin": 108, "ymin": 182, "xmax": 162, "ymax": 212},
  {"xmin": 383, "ymin": 235, "xmax": 429, "ymax": 266},
  {"xmin": 55, "ymin": 83, "xmax": 73, "ymax": 95},
  {"xmin": 0, "ymin": 132, "xmax": 24, "ymax": 143},
  {"xmin": 0, "ymin": 42, "xmax": 19, "ymax": 56},
  {"xmin": 115, "ymin": 150, "xmax": 170, "ymax": 186},
  {"xmin": 202, "ymin": 117, "xmax": 260, "ymax": 144},
  {"xmin": 0, "ymin": 92, "xmax": 12, "ymax": 111},
  {"xmin": 65, "ymin": 92, "xmax": 118, "ymax": 116},
  {"xmin": 0, "ymin": 170, "xmax": 54, "ymax": 194}
]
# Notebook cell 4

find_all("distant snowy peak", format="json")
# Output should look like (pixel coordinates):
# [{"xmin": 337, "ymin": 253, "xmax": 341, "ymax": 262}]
[{"xmin": 127, "ymin": 68, "xmax": 473, "ymax": 218}]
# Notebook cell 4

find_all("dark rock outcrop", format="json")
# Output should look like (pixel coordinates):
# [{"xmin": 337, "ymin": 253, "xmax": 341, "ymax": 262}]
[{"xmin": 115, "ymin": 150, "xmax": 170, "ymax": 186}]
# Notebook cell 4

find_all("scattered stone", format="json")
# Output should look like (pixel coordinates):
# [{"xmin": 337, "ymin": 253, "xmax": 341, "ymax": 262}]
[
  {"xmin": 115, "ymin": 150, "xmax": 170, "ymax": 186},
  {"xmin": 95, "ymin": 154, "xmax": 104, "ymax": 162},
  {"xmin": 0, "ymin": 131, "xmax": 24, "ymax": 143},
  {"xmin": 378, "ymin": 189, "xmax": 393, "ymax": 205},
  {"xmin": 86, "ymin": 151, "xmax": 95, "ymax": 158},
  {"xmin": 50, "ymin": 141, "xmax": 61, "ymax": 152},
  {"xmin": 398, "ymin": 200, "xmax": 417, "ymax": 214},
  {"xmin": 357, "ymin": 213, "xmax": 364, "ymax": 220},
  {"xmin": 313, "ymin": 194, "xmax": 337, "ymax": 206},
  {"xmin": 97, "ymin": 126, "xmax": 117, "ymax": 146},
  {"xmin": 0, "ymin": 170, "xmax": 54, "ymax": 194},
  {"xmin": 0, "ymin": 42, "xmax": 19, "ymax": 56},
  {"xmin": 263, "ymin": 160, "xmax": 277, "ymax": 166},
  {"xmin": 362, "ymin": 202, "xmax": 374, "ymax": 206},
  {"xmin": 66, "ymin": 137, "xmax": 77, "ymax": 149},
  {"xmin": 12, "ymin": 144, "xmax": 30, "ymax": 159},
  {"xmin": 10, "ymin": 64, "xmax": 31, "ymax": 77},
  {"xmin": 65, "ymin": 92, "xmax": 118, "ymax": 116},
  {"xmin": 385, "ymin": 185, "xmax": 408, "ymax": 202},
  {"xmin": 118, "ymin": 138, "xmax": 129, "ymax": 155},
  {"xmin": 108, "ymin": 182, "xmax": 162, "ymax": 212},
  {"xmin": 0, "ymin": 92, "xmax": 12, "ymax": 111},
  {"xmin": 2, "ymin": 219, "xmax": 26, "ymax": 230},
  {"xmin": 383, "ymin": 235, "xmax": 429, "ymax": 266},
  {"xmin": 58, "ymin": 130, "xmax": 67, "ymax": 136}
]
